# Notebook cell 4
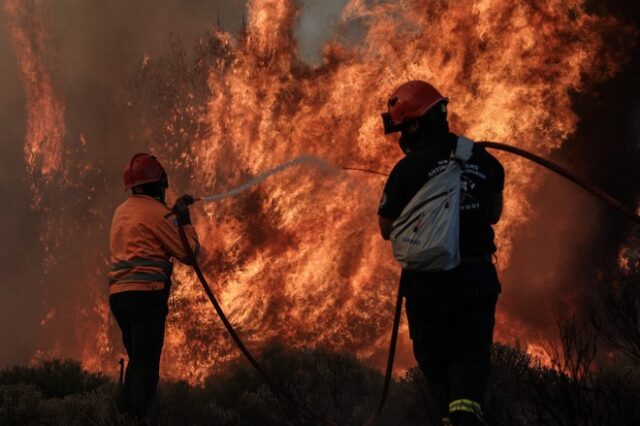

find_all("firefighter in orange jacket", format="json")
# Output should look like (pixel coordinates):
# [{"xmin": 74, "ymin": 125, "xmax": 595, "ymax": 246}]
[{"xmin": 109, "ymin": 153, "xmax": 200, "ymax": 418}]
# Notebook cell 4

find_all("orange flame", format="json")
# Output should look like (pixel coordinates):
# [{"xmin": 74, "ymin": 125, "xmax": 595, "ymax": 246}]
[
  {"xmin": 12, "ymin": 0, "xmax": 629, "ymax": 382},
  {"xmin": 4, "ymin": 0, "xmax": 65, "ymax": 186},
  {"xmin": 526, "ymin": 343, "xmax": 553, "ymax": 369},
  {"xmin": 145, "ymin": 0, "xmax": 626, "ymax": 382}
]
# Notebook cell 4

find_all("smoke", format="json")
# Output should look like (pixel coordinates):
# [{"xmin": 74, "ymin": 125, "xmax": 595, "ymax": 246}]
[
  {"xmin": 0, "ymin": 0, "xmax": 639, "ymax": 381},
  {"xmin": 0, "ymin": 0, "xmax": 341, "ymax": 370},
  {"xmin": 0, "ymin": 0, "xmax": 247, "ymax": 367},
  {"xmin": 0, "ymin": 1, "xmax": 47, "ymax": 366},
  {"xmin": 499, "ymin": 0, "xmax": 640, "ymax": 342},
  {"xmin": 295, "ymin": 0, "xmax": 348, "ymax": 63}
]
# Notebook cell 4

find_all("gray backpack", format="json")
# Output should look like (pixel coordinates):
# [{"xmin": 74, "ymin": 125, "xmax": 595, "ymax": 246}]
[{"xmin": 390, "ymin": 136, "xmax": 475, "ymax": 272}]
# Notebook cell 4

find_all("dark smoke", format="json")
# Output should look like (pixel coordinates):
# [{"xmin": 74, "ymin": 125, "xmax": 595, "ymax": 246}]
[{"xmin": 501, "ymin": 1, "xmax": 640, "ymax": 343}]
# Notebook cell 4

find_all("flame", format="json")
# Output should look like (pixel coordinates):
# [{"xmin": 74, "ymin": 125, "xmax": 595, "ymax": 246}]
[
  {"xmin": 618, "ymin": 238, "xmax": 640, "ymax": 275},
  {"xmin": 9, "ymin": 0, "xmax": 631, "ymax": 382},
  {"xmin": 526, "ymin": 343, "xmax": 553, "ymax": 369},
  {"xmin": 4, "ymin": 0, "xmax": 65, "ymax": 186},
  {"xmin": 148, "ymin": 0, "xmax": 626, "ymax": 382},
  {"xmin": 4, "ymin": 0, "xmax": 73, "ymax": 309}
]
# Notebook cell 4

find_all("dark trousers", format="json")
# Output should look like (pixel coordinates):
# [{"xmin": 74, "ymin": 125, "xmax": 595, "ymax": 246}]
[
  {"xmin": 402, "ymin": 262, "xmax": 499, "ymax": 425},
  {"xmin": 109, "ymin": 288, "xmax": 169, "ymax": 418}
]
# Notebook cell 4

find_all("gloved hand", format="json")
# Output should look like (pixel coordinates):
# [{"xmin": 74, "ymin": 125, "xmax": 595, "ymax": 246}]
[{"xmin": 172, "ymin": 194, "xmax": 195, "ymax": 225}]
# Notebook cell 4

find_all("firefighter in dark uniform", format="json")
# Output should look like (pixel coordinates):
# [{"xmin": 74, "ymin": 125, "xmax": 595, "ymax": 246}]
[{"xmin": 378, "ymin": 81, "xmax": 504, "ymax": 426}]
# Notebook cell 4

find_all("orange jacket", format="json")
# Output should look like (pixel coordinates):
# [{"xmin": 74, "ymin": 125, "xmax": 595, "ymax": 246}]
[{"xmin": 109, "ymin": 195, "xmax": 200, "ymax": 295}]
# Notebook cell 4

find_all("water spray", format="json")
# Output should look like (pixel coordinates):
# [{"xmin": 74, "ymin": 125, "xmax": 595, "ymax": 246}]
[
  {"xmin": 195, "ymin": 155, "xmax": 331, "ymax": 203},
  {"xmin": 193, "ymin": 144, "xmax": 640, "ymax": 226}
]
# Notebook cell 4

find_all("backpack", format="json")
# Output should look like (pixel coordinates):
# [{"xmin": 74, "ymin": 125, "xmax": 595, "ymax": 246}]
[{"xmin": 390, "ymin": 136, "xmax": 475, "ymax": 272}]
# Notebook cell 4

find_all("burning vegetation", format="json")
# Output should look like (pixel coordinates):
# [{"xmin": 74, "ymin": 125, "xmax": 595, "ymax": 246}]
[{"xmin": 1, "ymin": 0, "xmax": 640, "ymax": 423}]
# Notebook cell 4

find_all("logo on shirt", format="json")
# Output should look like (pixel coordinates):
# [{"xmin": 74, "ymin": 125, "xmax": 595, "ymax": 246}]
[
  {"xmin": 461, "ymin": 176, "xmax": 476, "ymax": 193},
  {"xmin": 461, "ymin": 171, "xmax": 482, "ymax": 210}
]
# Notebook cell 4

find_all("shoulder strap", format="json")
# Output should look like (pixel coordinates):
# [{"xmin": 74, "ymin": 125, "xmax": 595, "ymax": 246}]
[{"xmin": 453, "ymin": 136, "xmax": 474, "ymax": 162}]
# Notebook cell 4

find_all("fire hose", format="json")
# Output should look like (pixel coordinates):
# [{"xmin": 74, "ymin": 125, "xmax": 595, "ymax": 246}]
[
  {"xmin": 177, "ymin": 143, "xmax": 639, "ymax": 425},
  {"xmin": 345, "ymin": 142, "xmax": 640, "ymax": 226},
  {"xmin": 174, "ymin": 220, "xmax": 332, "ymax": 426},
  {"xmin": 345, "ymin": 141, "xmax": 640, "ymax": 424},
  {"xmin": 477, "ymin": 142, "xmax": 640, "ymax": 226}
]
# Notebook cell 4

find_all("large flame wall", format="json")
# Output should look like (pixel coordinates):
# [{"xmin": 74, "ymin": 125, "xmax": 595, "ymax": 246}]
[{"xmin": 1, "ymin": 0, "xmax": 634, "ymax": 382}]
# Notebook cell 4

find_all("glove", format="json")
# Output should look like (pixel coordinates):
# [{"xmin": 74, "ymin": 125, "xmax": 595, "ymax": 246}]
[{"xmin": 172, "ymin": 194, "xmax": 195, "ymax": 225}]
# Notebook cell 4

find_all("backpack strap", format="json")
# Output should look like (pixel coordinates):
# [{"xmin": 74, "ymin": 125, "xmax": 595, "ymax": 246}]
[{"xmin": 452, "ymin": 136, "xmax": 474, "ymax": 162}]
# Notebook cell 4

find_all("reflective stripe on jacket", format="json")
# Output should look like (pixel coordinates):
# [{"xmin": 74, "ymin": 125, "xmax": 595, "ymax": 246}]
[{"xmin": 109, "ymin": 195, "xmax": 200, "ymax": 295}]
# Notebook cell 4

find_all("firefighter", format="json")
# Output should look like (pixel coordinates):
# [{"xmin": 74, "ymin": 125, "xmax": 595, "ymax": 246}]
[
  {"xmin": 378, "ymin": 81, "xmax": 504, "ymax": 426},
  {"xmin": 108, "ymin": 153, "xmax": 200, "ymax": 419}
]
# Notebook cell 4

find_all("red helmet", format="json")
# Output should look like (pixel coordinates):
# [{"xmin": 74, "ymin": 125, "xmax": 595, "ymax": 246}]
[
  {"xmin": 123, "ymin": 153, "xmax": 167, "ymax": 190},
  {"xmin": 382, "ymin": 80, "xmax": 448, "ymax": 134}
]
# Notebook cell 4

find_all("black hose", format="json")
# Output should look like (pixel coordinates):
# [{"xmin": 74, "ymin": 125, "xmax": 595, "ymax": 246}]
[
  {"xmin": 343, "ymin": 143, "xmax": 640, "ymax": 226},
  {"xmin": 178, "ymin": 142, "xmax": 638, "ymax": 424},
  {"xmin": 175, "ymin": 221, "xmax": 332, "ymax": 426},
  {"xmin": 343, "ymin": 141, "xmax": 640, "ymax": 423},
  {"xmin": 364, "ymin": 281, "xmax": 403, "ymax": 426},
  {"xmin": 476, "ymin": 142, "xmax": 640, "ymax": 226}
]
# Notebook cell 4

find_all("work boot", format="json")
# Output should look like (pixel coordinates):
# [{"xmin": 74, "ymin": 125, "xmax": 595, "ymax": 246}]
[{"xmin": 449, "ymin": 398, "xmax": 485, "ymax": 426}]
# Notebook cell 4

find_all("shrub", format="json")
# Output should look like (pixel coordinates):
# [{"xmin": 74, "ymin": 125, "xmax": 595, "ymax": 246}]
[
  {"xmin": 0, "ymin": 359, "xmax": 108, "ymax": 399},
  {"xmin": 0, "ymin": 338, "xmax": 638, "ymax": 425}
]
